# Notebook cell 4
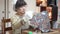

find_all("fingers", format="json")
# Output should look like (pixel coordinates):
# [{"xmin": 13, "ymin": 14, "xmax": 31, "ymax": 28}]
[{"xmin": 20, "ymin": 20, "xmax": 26, "ymax": 25}]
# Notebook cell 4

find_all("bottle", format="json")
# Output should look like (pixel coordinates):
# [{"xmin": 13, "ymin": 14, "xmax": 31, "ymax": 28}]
[{"xmin": 28, "ymin": 31, "xmax": 33, "ymax": 34}]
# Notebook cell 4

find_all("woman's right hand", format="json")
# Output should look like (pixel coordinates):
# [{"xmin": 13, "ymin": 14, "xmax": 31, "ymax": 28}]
[{"xmin": 20, "ymin": 19, "xmax": 26, "ymax": 25}]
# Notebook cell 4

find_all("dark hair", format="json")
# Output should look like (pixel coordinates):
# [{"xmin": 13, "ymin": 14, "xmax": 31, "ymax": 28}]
[{"xmin": 15, "ymin": 0, "xmax": 27, "ymax": 10}]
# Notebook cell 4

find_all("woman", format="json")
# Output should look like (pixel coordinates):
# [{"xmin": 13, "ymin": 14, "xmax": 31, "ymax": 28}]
[{"xmin": 11, "ymin": 0, "xmax": 30, "ymax": 34}]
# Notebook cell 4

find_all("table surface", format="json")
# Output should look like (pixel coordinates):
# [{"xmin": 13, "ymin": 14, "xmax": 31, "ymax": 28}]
[{"xmin": 22, "ymin": 29, "xmax": 60, "ymax": 34}]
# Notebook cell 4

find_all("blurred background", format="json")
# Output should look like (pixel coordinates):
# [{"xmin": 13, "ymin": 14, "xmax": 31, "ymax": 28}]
[{"xmin": 0, "ymin": 0, "xmax": 60, "ymax": 34}]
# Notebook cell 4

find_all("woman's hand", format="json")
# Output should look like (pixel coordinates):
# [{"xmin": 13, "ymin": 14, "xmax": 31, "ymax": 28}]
[{"xmin": 20, "ymin": 19, "xmax": 26, "ymax": 25}]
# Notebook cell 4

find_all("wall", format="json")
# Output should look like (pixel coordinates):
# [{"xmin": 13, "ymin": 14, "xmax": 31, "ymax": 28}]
[
  {"xmin": 9, "ymin": 0, "xmax": 16, "ymax": 18},
  {"xmin": 0, "ymin": 0, "xmax": 5, "ymax": 31}
]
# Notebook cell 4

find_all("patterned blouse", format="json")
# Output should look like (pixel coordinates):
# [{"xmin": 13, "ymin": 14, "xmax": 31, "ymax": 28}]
[{"xmin": 30, "ymin": 11, "xmax": 51, "ymax": 32}]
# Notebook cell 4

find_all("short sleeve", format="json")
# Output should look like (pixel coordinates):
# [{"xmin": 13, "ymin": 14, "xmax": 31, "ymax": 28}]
[{"xmin": 10, "ymin": 15, "xmax": 22, "ymax": 29}]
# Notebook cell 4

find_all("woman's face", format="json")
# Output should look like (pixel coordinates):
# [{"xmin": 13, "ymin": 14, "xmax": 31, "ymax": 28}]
[{"xmin": 17, "ymin": 5, "xmax": 26, "ymax": 16}]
